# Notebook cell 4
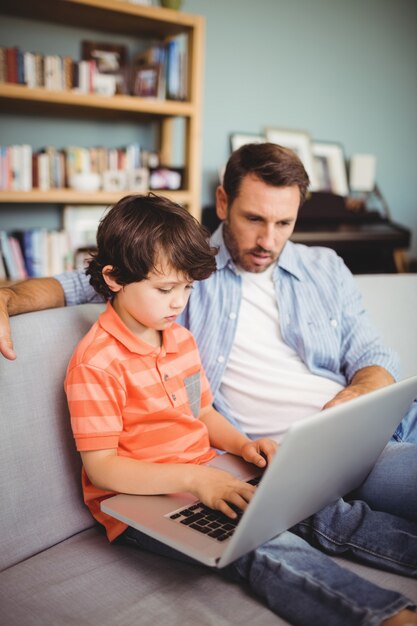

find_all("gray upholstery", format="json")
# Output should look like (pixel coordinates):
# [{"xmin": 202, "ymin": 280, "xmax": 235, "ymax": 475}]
[{"xmin": 1, "ymin": 275, "xmax": 416, "ymax": 624}]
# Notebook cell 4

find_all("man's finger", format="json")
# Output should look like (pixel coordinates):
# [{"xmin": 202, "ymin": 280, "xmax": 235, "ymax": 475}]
[{"xmin": 0, "ymin": 338, "xmax": 16, "ymax": 360}]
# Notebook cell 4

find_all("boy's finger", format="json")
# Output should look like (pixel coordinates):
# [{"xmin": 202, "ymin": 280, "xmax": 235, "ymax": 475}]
[{"xmin": 245, "ymin": 447, "xmax": 267, "ymax": 467}]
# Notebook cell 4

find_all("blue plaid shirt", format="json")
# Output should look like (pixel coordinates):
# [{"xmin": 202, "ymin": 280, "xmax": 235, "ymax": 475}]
[{"xmin": 57, "ymin": 224, "xmax": 399, "ymax": 425}]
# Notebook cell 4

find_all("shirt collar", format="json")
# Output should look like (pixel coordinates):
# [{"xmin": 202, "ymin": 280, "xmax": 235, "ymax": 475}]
[
  {"xmin": 210, "ymin": 223, "xmax": 303, "ymax": 281},
  {"xmin": 98, "ymin": 302, "xmax": 179, "ymax": 356}
]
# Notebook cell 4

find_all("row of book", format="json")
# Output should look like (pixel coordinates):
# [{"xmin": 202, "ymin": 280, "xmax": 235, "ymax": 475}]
[
  {"xmin": 0, "ymin": 143, "xmax": 148, "ymax": 191},
  {"xmin": 0, "ymin": 229, "xmax": 74, "ymax": 281},
  {"xmin": 0, "ymin": 34, "xmax": 188, "ymax": 100}
]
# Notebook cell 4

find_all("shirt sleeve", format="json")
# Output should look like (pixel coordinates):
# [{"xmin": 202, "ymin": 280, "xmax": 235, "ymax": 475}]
[
  {"xmin": 65, "ymin": 363, "xmax": 126, "ymax": 451},
  {"xmin": 55, "ymin": 269, "xmax": 105, "ymax": 306},
  {"xmin": 337, "ymin": 256, "xmax": 400, "ymax": 381}
]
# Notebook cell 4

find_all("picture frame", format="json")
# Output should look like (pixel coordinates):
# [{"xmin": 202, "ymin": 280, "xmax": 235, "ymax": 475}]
[
  {"xmin": 312, "ymin": 142, "xmax": 349, "ymax": 197},
  {"xmin": 230, "ymin": 133, "xmax": 266, "ymax": 153},
  {"xmin": 132, "ymin": 64, "xmax": 160, "ymax": 98},
  {"xmin": 82, "ymin": 40, "xmax": 129, "ymax": 95},
  {"xmin": 265, "ymin": 127, "xmax": 319, "ymax": 191}
]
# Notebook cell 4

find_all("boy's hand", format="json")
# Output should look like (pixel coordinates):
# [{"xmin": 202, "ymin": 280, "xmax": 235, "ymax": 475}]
[
  {"xmin": 240, "ymin": 438, "xmax": 278, "ymax": 468},
  {"xmin": 190, "ymin": 466, "xmax": 256, "ymax": 520}
]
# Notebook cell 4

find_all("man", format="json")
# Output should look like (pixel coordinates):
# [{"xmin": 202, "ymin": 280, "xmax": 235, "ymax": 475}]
[{"xmin": 1, "ymin": 144, "xmax": 417, "ymax": 625}]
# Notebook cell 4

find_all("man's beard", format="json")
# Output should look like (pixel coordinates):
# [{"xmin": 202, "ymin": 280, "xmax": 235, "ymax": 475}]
[{"xmin": 223, "ymin": 222, "xmax": 275, "ymax": 273}]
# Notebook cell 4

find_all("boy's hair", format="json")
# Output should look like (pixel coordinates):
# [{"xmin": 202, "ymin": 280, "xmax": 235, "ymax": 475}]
[
  {"xmin": 223, "ymin": 142, "xmax": 310, "ymax": 207},
  {"xmin": 86, "ymin": 194, "xmax": 217, "ymax": 300}
]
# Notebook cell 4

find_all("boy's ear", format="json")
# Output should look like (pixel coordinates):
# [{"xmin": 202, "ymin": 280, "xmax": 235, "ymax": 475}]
[{"xmin": 102, "ymin": 265, "xmax": 122, "ymax": 293}]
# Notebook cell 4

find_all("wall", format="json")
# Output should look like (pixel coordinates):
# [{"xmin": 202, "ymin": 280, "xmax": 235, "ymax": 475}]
[
  {"xmin": 184, "ymin": 0, "xmax": 417, "ymax": 259},
  {"xmin": 1, "ymin": 0, "xmax": 416, "ymax": 259}
]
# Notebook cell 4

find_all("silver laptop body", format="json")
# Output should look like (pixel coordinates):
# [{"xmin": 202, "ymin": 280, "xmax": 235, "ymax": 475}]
[{"xmin": 101, "ymin": 375, "xmax": 417, "ymax": 568}]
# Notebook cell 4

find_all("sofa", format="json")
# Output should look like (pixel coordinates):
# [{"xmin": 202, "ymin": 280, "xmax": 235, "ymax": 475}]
[{"xmin": 1, "ymin": 273, "xmax": 416, "ymax": 625}]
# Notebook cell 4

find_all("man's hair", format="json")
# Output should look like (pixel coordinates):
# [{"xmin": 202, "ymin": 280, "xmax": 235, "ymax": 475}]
[
  {"xmin": 86, "ymin": 194, "xmax": 217, "ymax": 300},
  {"xmin": 223, "ymin": 142, "xmax": 310, "ymax": 206}
]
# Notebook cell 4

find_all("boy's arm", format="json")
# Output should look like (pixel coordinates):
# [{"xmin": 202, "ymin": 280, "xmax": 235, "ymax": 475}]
[
  {"xmin": 81, "ymin": 448, "xmax": 256, "ymax": 520},
  {"xmin": 0, "ymin": 277, "xmax": 65, "ymax": 360},
  {"xmin": 199, "ymin": 406, "xmax": 277, "ymax": 467}
]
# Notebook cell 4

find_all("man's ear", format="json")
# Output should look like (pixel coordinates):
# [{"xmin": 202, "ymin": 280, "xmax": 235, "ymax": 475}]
[
  {"xmin": 215, "ymin": 185, "xmax": 228, "ymax": 221},
  {"xmin": 102, "ymin": 265, "xmax": 122, "ymax": 293}
]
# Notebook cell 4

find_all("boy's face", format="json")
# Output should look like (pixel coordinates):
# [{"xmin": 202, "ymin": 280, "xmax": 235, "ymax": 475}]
[{"xmin": 104, "ymin": 261, "xmax": 193, "ymax": 342}]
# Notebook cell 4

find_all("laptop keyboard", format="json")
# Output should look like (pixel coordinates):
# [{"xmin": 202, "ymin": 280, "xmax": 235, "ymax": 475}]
[{"xmin": 166, "ymin": 476, "xmax": 261, "ymax": 542}]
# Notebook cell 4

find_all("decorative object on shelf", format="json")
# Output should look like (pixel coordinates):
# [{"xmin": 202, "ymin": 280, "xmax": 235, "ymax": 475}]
[
  {"xmin": 81, "ymin": 41, "xmax": 129, "ymax": 95},
  {"xmin": 312, "ymin": 141, "xmax": 349, "ymax": 197},
  {"xmin": 102, "ymin": 170, "xmax": 128, "ymax": 192},
  {"xmin": 69, "ymin": 172, "xmax": 101, "ymax": 192},
  {"xmin": 127, "ymin": 168, "xmax": 149, "ymax": 192},
  {"xmin": 230, "ymin": 133, "xmax": 266, "ymax": 153},
  {"xmin": 265, "ymin": 127, "xmax": 319, "ymax": 191},
  {"xmin": 161, "ymin": 0, "xmax": 183, "ymax": 9},
  {"xmin": 149, "ymin": 166, "xmax": 183, "ymax": 190},
  {"xmin": 132, "ymin": 64, "xmax": 161, "ymax": 97}
]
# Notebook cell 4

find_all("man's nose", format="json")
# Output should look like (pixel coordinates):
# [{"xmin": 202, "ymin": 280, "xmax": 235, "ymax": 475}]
[{"xmin": 257, "ymin": 224, "xmax": 275, "ymax": 250}]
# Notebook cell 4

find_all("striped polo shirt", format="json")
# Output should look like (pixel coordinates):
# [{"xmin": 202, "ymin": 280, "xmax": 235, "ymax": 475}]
[{"xmin": 65, "ymin": 302, "xmax": 216, "ymax": 541}]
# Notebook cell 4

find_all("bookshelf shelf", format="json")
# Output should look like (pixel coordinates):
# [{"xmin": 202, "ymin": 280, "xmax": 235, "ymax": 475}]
[
  {"xmin": 0, "ymin": 188, "xmax": 191, "ymax": 205},
  {"xmin": 0, "ymin": 83, "xmax": 194, "ymax": 118}
]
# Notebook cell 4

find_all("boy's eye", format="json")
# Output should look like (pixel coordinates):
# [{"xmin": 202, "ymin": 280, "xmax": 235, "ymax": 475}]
[
  {"xmin": 185, "ymin": 284, "xmax": 194, "ymax": 290},
  {"xmin": 158, "ymin": 288, "xmax": 172, "ymax": 294}
]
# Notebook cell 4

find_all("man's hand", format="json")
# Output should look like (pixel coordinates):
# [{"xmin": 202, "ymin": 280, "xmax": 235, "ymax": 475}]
[
  {"xmin": 322, "ymin": 365, "xmax": 395, "ymax": 410},
  {"xmin": 190, "ymin": 465, "xmax": 256, "ymax": 519},
  {"xmin": 0, "ymin": 288, "xmax": 15, "ymax": 360},
  {"xmin": 240, "ymin": 438, "xmax": 278, "ymax": 468}
]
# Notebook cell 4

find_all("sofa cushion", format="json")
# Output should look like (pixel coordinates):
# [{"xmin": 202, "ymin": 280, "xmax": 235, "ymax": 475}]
[
  {"xmin": 0, "ymin": 304, "xmax": 104, "ymax": 570},
  {"xmin": 1, "ymin": 527, "xmax": 416, "ymax": 626}
]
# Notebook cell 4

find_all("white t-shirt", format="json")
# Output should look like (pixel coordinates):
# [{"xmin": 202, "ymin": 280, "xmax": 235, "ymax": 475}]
[{"xmin": 219, "ymin": 264, "xmax": 344, "ymax": 441}]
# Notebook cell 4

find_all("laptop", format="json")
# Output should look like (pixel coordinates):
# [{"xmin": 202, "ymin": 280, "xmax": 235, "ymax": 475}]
[{"xmin": 101, "ymin": 374, "xmax": 417, "ymax": 568}]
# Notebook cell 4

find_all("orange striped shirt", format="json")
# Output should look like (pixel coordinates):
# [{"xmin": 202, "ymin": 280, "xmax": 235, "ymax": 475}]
[{"xmin": 65, "ymin": 302, "xmax": 216, "ymax": 541}]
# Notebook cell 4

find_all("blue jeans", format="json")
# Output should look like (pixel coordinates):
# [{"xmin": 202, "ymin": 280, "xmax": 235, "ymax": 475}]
[
  {"xmin": 395, "ymin": 399, "xmax": 417, "ymax": 443},
  {"xmin": 120, "ymin": 442, "xmax": 417, "ymax": 626}
]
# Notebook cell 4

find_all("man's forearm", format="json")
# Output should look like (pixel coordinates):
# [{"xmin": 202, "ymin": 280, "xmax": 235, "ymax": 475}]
[
  {"xmin": 1, "ymin": 277, "xmax": 65, "ymax": 315},
  {"xmin": 0, "ymin": 277, "xmax": 65, "ymax": 360},
  {"xmin": 323, "ymin": 365, "xmax": 395, "ymax": 410}
]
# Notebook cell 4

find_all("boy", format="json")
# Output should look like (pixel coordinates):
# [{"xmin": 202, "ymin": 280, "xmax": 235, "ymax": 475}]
[{"xmin": 65, "ymin": 194, "xmax": 416, "ymax": 626}]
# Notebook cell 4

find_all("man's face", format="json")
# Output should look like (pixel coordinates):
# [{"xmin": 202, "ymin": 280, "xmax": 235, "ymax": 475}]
[{"xmin": 216, "ymin": 174, "xmax": 300, "ymax": 273}]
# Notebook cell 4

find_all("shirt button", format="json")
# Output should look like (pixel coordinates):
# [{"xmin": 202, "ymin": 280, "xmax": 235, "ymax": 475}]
[
  {"xmin": 164, "ymin": 374, "xmax": 169, "ymax": 381},
  {"xmin": 330, "ymin": 319, "xmax": 338, "ymax": 328},
  {"xmin": 172, "ymin": 393, "xmax": 176, "ymax": 401},
  {"xmin": 229, "ymin": 312, "xmax": 237, "ymax": 320},
  {"xmin": 217, "ymin": 356, "xmax": 225, "ymax": 363}
]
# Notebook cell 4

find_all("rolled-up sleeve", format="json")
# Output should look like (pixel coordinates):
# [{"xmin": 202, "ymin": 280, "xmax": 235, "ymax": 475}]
[{"xmin": 55, "ymin": 270, "xmax": 105, "ymax": 306}]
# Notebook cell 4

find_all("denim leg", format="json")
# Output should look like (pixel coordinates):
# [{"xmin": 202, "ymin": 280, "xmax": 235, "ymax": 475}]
[
  {"xmin": 350, "ymin": 442, "xmax": 417, "ymax": 521},
  {"xmin": 225, "ymin": 531, "xmax": 414, "ymax": 626},
  {"xmin": 393, "ymin": 399, "xmax": 417, "ymax": 443},
  {"xmin": 121, "ymin": 527, "xmax": 414, "ymax": 626},
  {"xmin": 293, "ymin": 497, "xmax": 417, "ymax": 577}
]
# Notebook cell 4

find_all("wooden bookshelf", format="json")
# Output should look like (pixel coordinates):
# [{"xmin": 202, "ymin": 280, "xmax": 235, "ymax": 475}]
[
  {"xmin": 0, "ymin": 0, "xmax": 205, "ymax": 219},
  {"xmin": 0, "ymin": 188, "xmax": 192, "ymax": 205}
]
